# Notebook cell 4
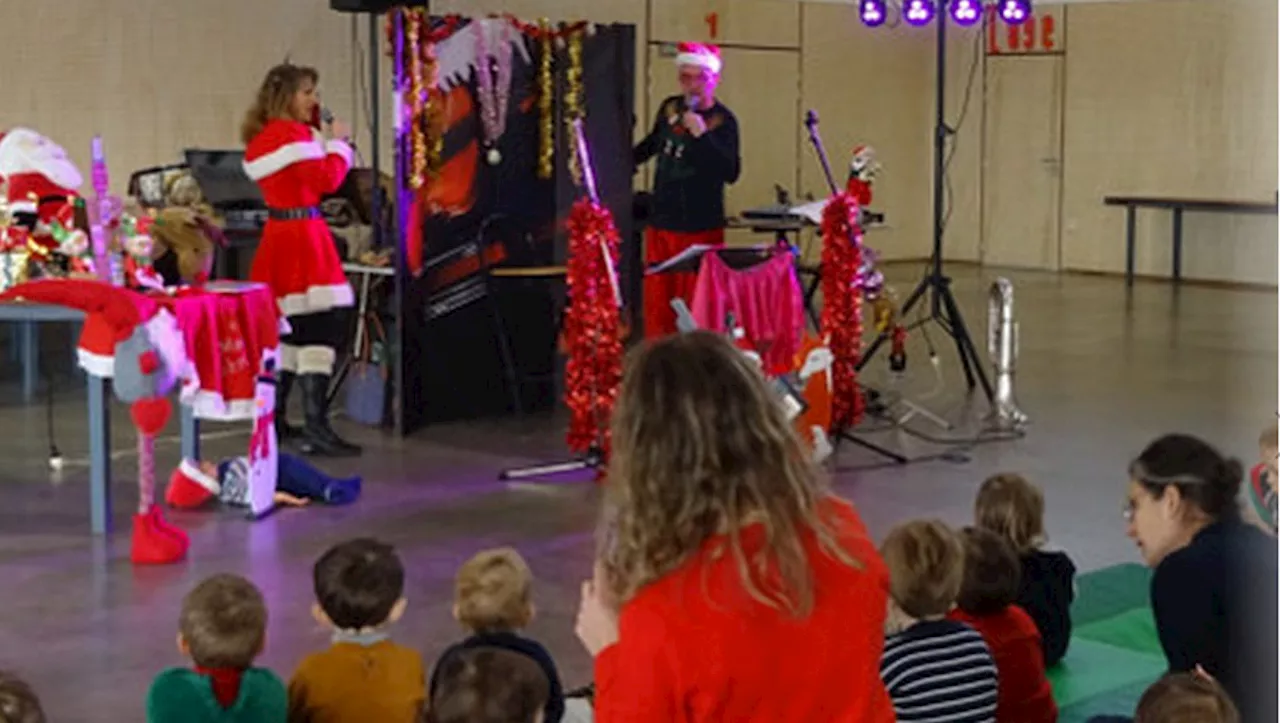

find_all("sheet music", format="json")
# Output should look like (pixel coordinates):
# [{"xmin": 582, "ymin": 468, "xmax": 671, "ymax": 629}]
[
  {"xmin": 790, "ymin": 199, "xmax": 829, "ymax": 225},
  {"xmin": 645, "ymin": 243, "xmax": 720, "ymax": 275}
]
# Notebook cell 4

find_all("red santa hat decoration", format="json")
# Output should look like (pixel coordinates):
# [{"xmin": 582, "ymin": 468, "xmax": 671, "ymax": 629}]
[
  {"xmin": 165, "ymin": 459, "xmax": 220, "ymax": 509},
  {"xmin": 0, "ymin": 279, "xmax": 191, "ymax": 564},
  {"xmin": 0, "ymin": 128, "xmax": 83, "ymax": 219},
  {"xmin": 674, "ymin": 42, "xmax": 722, "ymax": 75}
]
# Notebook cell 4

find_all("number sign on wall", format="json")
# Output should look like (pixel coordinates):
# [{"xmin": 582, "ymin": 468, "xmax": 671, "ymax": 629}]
[{"xmin": 986, "ymin": 5, "xmax": 1064, "ymax": 55}]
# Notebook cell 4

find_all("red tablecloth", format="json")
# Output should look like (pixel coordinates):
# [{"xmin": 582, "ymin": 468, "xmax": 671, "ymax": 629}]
[{"xmin": 76, "ymin": 282, "xmax": 283, "ymax": 421}]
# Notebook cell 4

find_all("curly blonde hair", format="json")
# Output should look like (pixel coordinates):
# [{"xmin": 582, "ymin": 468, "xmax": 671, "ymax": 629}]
[
  {"xmin": 597, "ymin": 331, "xmax": 861, "ymax": 616},
  {"xmin": 240, "ymin": 63, "xmax": 318, "ymax": 145}
]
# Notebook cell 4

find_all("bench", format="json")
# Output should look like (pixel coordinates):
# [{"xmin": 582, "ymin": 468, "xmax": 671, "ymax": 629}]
[{"xmin": 1103, "ymin": 195, "xmax": 1278, "ymax": 286}]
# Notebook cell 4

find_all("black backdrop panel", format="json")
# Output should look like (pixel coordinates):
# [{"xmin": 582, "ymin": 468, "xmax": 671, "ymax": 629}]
[{"xmin": 399, "ymin": 22, "xmax": 636, "ymax": 434}]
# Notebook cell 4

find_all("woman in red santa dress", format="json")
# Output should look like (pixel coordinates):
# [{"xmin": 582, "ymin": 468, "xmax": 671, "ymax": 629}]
[{"xmin": 240, "ymin": 63, "xmax": 360, "ymax": 457}]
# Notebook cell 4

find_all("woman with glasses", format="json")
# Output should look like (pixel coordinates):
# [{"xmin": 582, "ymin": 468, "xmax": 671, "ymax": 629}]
[{"xmin": 1122, "ymin": 433, "xmax": 1277, "ymax": 723}]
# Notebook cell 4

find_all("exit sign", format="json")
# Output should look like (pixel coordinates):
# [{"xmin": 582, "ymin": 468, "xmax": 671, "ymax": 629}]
[{"xmin": 986, "ymin": 5, "xmax": 1064, "ymax": 55}]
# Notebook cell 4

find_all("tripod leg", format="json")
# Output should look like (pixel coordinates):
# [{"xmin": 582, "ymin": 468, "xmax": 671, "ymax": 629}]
[
  {"xmin": 836, "ymin": 430, "xmax": 908, "ymax": 464},
  {"xmin": 938, "ymin": 282, "xmax": 994, "ymax": 401}
]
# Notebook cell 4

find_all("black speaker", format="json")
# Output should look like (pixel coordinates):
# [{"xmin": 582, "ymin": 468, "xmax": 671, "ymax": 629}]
[{"xmin": 330, "ymin": 0, "xmax": 426, "ymax": 12}]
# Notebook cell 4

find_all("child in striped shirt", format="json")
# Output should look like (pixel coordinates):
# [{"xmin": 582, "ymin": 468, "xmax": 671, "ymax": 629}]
[{"xmin": 880, "ymin": 520, "xmax": 999, "ymax": 723}]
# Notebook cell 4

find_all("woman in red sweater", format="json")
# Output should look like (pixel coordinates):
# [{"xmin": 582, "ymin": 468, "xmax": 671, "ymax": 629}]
[{"xmin": 574, "ymin": 331, "xmax": 895, "ymax": 723}]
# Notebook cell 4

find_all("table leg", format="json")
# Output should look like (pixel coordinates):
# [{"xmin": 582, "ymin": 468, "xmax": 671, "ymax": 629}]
[
  {"xmin": 1171, "ymin": 207, "xmax": 1183, "ymax": 284},
  {"xmin": 21, "ymin": 320, "xmax": 35, "ymax": 402},
  {"xmin": 1124, "ymin": 205, "xmax": 1137, "ymax": 287},
  {"xmin": 87, "ymin": 376, "xmax": 112, "ymax": 535},
  {"xmin": 181, "ymin": 403, "xmax": 200, "ymax": 461}
]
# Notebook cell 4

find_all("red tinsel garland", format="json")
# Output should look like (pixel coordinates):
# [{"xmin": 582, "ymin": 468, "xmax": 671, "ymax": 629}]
[
  {"xmin": 820, "ymin": 192, "xmax": 866, "ymax": 429},
  {"xmin": 563, "ymin": 198, "xmax": 623, "ymax": 454}
]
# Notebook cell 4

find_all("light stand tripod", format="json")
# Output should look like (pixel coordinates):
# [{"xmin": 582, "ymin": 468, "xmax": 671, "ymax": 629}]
[
  {"xmin": 802, "ymin": 111, "xmax": 907, "ymax": 465},
  {"xmin": 499, "ymin": 119, "xmax": 614, "ymax": 482},
  {"xmin": 856, "ymin": 14, "xmax": 993, "ymax": 403}
]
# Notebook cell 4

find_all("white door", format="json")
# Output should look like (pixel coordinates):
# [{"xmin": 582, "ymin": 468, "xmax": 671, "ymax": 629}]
[{"xmin": 981, "ymin": 55, "xmax": 1064, "ymax": 269}]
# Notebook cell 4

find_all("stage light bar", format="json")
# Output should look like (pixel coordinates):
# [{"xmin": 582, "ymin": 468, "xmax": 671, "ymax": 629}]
[
  {"xmin": 948, "ymin": 0, "xmax": 982, "ymax": 25},
  {"xmin": 997, "ymin": 0, "xmax": 1031, "ymax": 24},
  {"xmin": 903, "ymin": 0, "xmax": 936, "ymax": 26},
  {"xmin": 859, "ymin": 0, "xmax": 887, "ymax": 26}
]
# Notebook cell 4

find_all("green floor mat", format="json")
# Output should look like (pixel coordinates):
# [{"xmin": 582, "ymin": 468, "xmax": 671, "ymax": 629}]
[
  {"xmin": 1073, "ymin": 563, "xmax": 1152, "ymax": 627},
  {"xmin": 1048, "ymin": 637, "xmax": 1166, "ymax": 708},
  {"xmin": 1074, "ymin": 606, "xmax": 1163, "ymax": 656},
  {"xmin": 1059, "ymin": 678, "xmax": 1155, "ymax": 723}
]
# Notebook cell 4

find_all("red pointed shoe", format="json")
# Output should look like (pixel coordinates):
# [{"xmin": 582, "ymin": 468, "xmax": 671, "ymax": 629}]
[
  {"xmin": 131, "ymin": 510, "xmax": 189, "ymax": 565},
  {"xmin": 148, "ymin": 506, "xmax": 190, "ymax": 549}
]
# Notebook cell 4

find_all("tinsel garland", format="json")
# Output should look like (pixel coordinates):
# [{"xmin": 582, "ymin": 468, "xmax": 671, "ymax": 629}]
[
  {"xmin": 563, "ymin": 27, "xmax": 585, "ymax": 186},
  {"xmin": 405, "ymin": 9, "xmax": 426, "ymax": 188},
  {"xmin": 475, "ymin": 18, "xmax": 513, "ymax": 165},
  {"xmin": 563, "ymin": 198, "xmax": 623, "ymax": 454},
  {"xmin": 536, "ymin": 19, "xmax": 555, "ymax": 179},
  {"xmin": 820, "ymin": 192, "xmax": 866, "ymax": 429}
]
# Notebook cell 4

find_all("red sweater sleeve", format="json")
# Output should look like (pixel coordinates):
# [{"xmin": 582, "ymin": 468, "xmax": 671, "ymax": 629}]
[
  {"xmin": 244, "ymin": 120, "xmax": 354, "ymax": 197},
  {"xmin": 593, "ymin": 597, "xmax": 681, "ymax": 722}
]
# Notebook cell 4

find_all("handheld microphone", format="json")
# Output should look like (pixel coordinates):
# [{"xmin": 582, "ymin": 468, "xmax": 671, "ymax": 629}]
[{"xmin": 320, "ymin": 106, "xmax": 334, "ymax": 126}]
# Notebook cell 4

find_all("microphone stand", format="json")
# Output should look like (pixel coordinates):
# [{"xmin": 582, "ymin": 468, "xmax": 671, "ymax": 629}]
[{"xmin": 802, "ymin": 110, "xmax": 907, "ymax": 465}]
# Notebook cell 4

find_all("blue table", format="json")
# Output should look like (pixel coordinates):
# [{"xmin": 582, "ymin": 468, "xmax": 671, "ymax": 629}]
[{"xmin": 0, "ymin": 302, "xmax": 198, "ymax": 534}]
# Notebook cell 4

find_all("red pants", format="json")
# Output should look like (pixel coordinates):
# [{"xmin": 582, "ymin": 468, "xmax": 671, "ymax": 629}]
[{"xmin": 643, "ymin": 227, "xmax": 725, "ymax": 338}]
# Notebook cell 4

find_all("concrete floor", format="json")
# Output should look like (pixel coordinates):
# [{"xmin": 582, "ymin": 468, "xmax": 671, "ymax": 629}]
[{"xmin": 0, "ymin": 266, "xmax": 1274, "ymax": 720}]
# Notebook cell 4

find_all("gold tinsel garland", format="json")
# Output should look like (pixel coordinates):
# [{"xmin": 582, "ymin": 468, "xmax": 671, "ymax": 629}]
[
  {"xmin": 563, "ymin": 27, "xmax": 585, "ymax": 187},
  {"xmin": 422, "ymin": 33, "xmax": 443, "ymax": 180},
  {"xmin": 406, "ymin": 9, "xmax": 426, "ymax": 188},
  {"xmin": 536, "ymin": 19, "xmax": 555, "ymax": 179}
]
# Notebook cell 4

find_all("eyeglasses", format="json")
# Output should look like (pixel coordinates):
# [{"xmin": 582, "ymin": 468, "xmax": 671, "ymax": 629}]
[{"xmin": 1122, "ymin": 499, "xmax": 1136, "ymax": 522}]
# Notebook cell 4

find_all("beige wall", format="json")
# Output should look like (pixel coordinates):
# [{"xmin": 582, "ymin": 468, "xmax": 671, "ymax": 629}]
[{"xmin": 1, "ymin": 0, "xmax": 1272, "ymax": 284}]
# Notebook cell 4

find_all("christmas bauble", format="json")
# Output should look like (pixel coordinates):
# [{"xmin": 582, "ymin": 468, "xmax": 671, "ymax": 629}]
[{"xmin": 486, "ymin": 148, "xmax": 502, "ymax": 165}]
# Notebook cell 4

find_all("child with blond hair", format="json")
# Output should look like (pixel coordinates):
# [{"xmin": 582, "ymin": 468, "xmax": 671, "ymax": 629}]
[
  {"xmin": 146, "ymin": 574, "xmax": 287, "ymax": 723},
  {"xmin": 1245, "ymin": 423, "xmax": 1277, "ymax": 534},
  {"xmin": 0, "ymin": 671, "xmax": 46, "ymax": 723},
  {"xmin": 880, "ymin": 519, "xmax": 998, "ymax": 722},
  {"xmin": 431, "ymin": 548, "xmax": 564, "ymax": 723},
  {"xmin": 974, "ymin": 473, "xmax": 1076, "ymax": 666}
]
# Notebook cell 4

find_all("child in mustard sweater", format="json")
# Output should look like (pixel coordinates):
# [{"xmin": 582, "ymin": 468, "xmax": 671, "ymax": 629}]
[{"xmin": 287, "ymin": 539, "xmax": 425, "ymax": 723}]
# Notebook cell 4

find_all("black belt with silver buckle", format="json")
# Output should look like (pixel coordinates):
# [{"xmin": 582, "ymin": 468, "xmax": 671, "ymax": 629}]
[{"xmin": 268, "ymin": 206, "xmax": 321, "ymax": 221}]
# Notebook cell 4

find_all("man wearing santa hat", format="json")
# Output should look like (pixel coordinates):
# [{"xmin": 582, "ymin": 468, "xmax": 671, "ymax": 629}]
[
  {"xmin": 634, "ymin": 42, "xmax": 741, "ymax": 338},
  {"xmin": 0, "ymin": 127, "xmax": 83, "ymax": 241}
]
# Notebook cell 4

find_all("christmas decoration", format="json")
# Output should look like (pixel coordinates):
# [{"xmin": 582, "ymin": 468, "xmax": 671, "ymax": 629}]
[
  {"xmin": 149, "ymin": 206, "xmax": 227, "ymax": 287},
  {"xmin": 563, "ymin": 197, "xmax": 623, "ymax": 454},
  {"xmin": 563, "ymin": 26, "xmax": 586, "ymax": 186},
  {"xmin": 406, "ymin": 8, "xmax": 427, "ymax": 188},
  {"xmin": 389, "ymin": 10, "xmax": 465, "ymax": 187},
  {"xmin": 846, "ymin": 144, "xmax": 879, "ymax": 207},
  {"xmin": 119, "ymin": 213, "xmax": 164, "ymax": 291},
  {"xmin": 474, "ymin": 18, "xmax": 514, "ymax": 166},
  {"xmin": 536, "ymin": 18, "xmax": 555, "ymax": 179},
  {"xmin": 0, "ymin": 279, "xmax": 191, "ymax": 564},
  {"xmin": 820, "ymin": 192, "xmax": 866, "ymax": 429}
]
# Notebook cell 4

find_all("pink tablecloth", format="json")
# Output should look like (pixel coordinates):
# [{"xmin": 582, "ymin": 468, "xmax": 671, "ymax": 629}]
[
  {"xmin": 690, "ymin": 251, "xmax": 804, "ymax": 376},
  {"xmin": 76, "ymin": 282, "xmax": 282, "ymax": 421}
]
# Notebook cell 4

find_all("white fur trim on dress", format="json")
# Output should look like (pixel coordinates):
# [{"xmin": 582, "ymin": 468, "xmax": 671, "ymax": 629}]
[
  {"xmin": 182, "ymin": 389, "xmax": 258, "ymax": 421},
  {"xmin": 325, "ymin": 139, "xmax": 354, "ymax": 170},
  {"xmin": 277, "ymin": 283, "xmax": 355, "ymax": 316},
  {"xmin": 278, "ymin": 343, "xmax": 298, "ymax": 372},
  {"xmin": 242, "ymin": 141, "xmax": 327, "ymax": 181},
  {"xmin": 7, "ymin": 200, "xmax": 35, "ymax": 214},
  {"xmin": 675, "ymin": 51, "xmax": 721, "ymax": 74},
  {"xmin": 0, "ymin": 129, "xmax": 84, "ymax": 190},
  {"xmin": 178, "ymin": 458, "xmax": 220, "ymax": 494},
  {"xmin": 297, "ymin": 345, "xmax": 336, "ymax": 374},
  {"xmin": 77, "ymin": 348, "xmax": 115, "ymax": 378}
]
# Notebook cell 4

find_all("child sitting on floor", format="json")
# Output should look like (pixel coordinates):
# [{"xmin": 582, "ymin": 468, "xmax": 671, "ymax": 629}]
[
  {"xmin": 879, "ymin": 519, "xmax": 998, "ymax": 723},
  {"xmin": 1246, "ymin": 423, "xmax": 1277, "ymax": 535},
  {"xmin": 0, "ymin": 670, "xmax": 46, "ymax": 723},
  {"xmin": 1135, "ymin": 671, "xmax": 1239, "ymax": 723},
  {"xmin": 165, "ymin": 453, "xmax": 361, "ymax": 510},
  {"xmin": 425, "ymin": 647, "xmax": 550, "ymax": 723},
  {"xmin": 288, "ymin": 538, "xmax": 425, "ymax": 723},
  {"xmin": 948, "ymin": 527, "xmax": 1057, "ymax": 723},
  {"xmin": 974, "ymin": 472, "xmax": 1076, "ymax": 666},
  {"xmin": 430, "ymin": 548, "xmax": 564, "ymax": 723},
  {"xmin": 146, "ymin": 574, "xmax": 287, "ymax": 723}
]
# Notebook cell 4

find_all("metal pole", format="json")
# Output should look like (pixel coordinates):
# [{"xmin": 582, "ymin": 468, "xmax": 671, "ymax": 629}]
[
  {"xmin": 931, "ymin": 12, "xmax": 947, "ymax": 317},
  {"xmin": 369, "ymin": 12, "xmax": 382, "ymax": 248}
]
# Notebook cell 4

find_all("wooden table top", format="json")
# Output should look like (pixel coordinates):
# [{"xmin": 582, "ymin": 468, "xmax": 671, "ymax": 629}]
[{"xmin": 1103, "ymin": 195, "xmax": 1278, "ymax": 213}]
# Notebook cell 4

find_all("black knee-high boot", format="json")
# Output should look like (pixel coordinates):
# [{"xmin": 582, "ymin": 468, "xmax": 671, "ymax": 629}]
[
  {"xmin": 275, "ymin": 370, "xmax": 299, "ymax": 440},
  {"xmin": 297, "ymin": 374, "xmax": 361, "ymax": 457}
]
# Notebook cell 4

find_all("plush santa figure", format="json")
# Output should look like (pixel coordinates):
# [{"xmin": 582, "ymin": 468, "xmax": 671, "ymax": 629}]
[
  {"xmin": 846, "ymin": 144, "xmax": 879, "ymax": 208},
  {"xmin": 0, "ymin": 128, "xmax": 83, "ymax": 242},
  {"xmin": 0, "ymin": 278, "xmax": 191, "ymax": 564}
]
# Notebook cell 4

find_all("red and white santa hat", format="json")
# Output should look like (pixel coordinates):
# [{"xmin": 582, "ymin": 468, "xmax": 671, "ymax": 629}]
[
  {"xmin": 165, "ymin": 458, "xmax": 220, "ymax": 509},
  {"xmin": 0, "ymin": 128, "xmax": 83, "ymax": 214},
  {"xmin": 675, "ymin": 42, "xmax": 722, "ymax": 75}
]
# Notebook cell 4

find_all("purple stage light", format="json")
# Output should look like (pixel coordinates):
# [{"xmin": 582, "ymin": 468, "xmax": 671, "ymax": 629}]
[
  {"xmin": 859, "ymin": 0, "xmax": 887, "ymax": 27},
  {"xmin": 903, "ymin": 0, "xmax": 936, "ymax": 26},
  {"xmin": 998, "ymin": 0, "xmax": 1031, "ymax": 24},
  {"xmin": 949, "ymin": 0, "xmax": 982, "ymax": 26}
]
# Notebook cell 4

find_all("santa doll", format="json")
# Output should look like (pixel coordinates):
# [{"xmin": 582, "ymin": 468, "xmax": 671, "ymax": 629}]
[
  {"xmin": 846, "ymin": 144, "xmax": 879, "ymax": 208},
  {"xmin": 0, "ymin": 128, "xmax": 84, "ymax": 253}
]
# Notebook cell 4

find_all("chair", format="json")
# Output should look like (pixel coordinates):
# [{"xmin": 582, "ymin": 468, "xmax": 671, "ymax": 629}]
[{"xmin": 475, "ymin": 214, "xmax": 566, "ymax": 416}]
